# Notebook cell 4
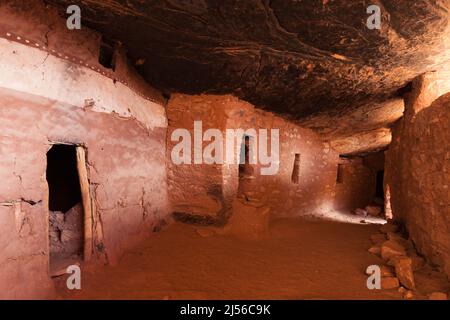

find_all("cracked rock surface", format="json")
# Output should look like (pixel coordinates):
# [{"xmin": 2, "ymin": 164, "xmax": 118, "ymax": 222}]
[{"xmin": 46, "ymin": 0, "xmax": 450, "ymax": 154}]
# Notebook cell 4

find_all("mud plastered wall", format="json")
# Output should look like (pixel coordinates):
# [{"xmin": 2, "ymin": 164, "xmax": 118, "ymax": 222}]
[
  {"xmin": 385, "ymin": 92, "xmax": 450, "ymax": 279},
  {"xmin": 167, "ymin": 94, "xmax": 339, "ymax": 224},
  {"xmin": 0, "ymin": 1, "xmax": 169, "ymax": 298},
  {"xmin": 0, "ymin": 0, "xmax": 165, "ymax": 126}
]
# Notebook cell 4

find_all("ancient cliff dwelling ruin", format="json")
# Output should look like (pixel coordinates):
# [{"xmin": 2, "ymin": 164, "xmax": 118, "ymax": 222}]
[{"xmin": 0, "ymin": 0, "xmax": 449, "ymax": 301}]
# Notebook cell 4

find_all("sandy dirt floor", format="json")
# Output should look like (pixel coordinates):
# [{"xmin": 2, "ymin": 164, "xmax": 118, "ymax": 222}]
[{"xmin": 54, "ymin": 217, "xmax": 415, "ymax": 300}]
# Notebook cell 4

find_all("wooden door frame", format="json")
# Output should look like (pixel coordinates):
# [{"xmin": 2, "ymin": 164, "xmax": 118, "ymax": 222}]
[{"xmin": 45, "ymin": 142, "xmax": 93, "ymax": 277}]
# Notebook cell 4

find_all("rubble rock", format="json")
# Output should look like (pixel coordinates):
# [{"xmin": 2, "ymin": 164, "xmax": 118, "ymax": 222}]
[
  {"xmin": 381, "ymin": 277, "xmax": 400, "ymax": 290},
  {"xmin": 368, "ymin": 246, "xmax": 381, "ymax": 255},
  {"xmin": 365, "ymin": 205, "xmax": 382, "ymax": 217},
  {"xmin": 364, "ymin": 265, "xmax": 394, "ymax": 277},
  {"xmin": 64, "ymin": 203, "xmax": 83, "ymax": 228},
  {"xmin": 51, "ymin": 212, "xmax": 65, "ymax": 228},
  {"xmin": 49, "ymin": 203, "xmax": 84, "ymax": 255},
  {"xmin": 403, "ymin": 290, "xmax": 414, "ymax": 300},
  {"xmin": 61, "ymin": 230, "xmax": 81, "ymax": 243},
  {"xmin": 409, "ymin": 254, "xmax": 426, "ymax": 271},
  {"xmin": 381, "ymin": 240, "xmax": 407, "ymax": 261},
  {"xmin": 370, "ymin": 233, "xmax": 386, "ymax": 245},
  {"xmin": 393, "ymin": 257, "xmax": 415, "ymax": 289},
  {"xmin": 381, "ymin": 265, "xmax": 396, "ymax": 277},
  {"xmin": 387, "ymin": 255, "xmax": 406, "ymax": 266},
  {"xmin": 428, "ymin": 292, "xmax": 448, "ymax": 300},
  {"xmin": 386, "ymin": 232, "xmax": 414, "ymax": 250}
]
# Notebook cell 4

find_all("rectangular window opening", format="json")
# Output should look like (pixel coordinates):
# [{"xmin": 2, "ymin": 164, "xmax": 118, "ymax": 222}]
[{"xmin": 291, "ymin": 153, "xmax": 301, "ymax": 184}]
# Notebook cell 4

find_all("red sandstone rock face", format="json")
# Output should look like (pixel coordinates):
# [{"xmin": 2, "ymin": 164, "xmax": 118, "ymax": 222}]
[
  {"xmin": 386, "ymin": 91, "xmax": 450, "ymax": 279},
  {"xmin": 300, "ymin": 99, "xmax": 405, "ymax": 156},
  {"xmin": 1, "ymin": 0, "xmax": 449, "ymax": 301},
  {"xmin": 45, "ymin": 0, "xmax": 450, "ymax": 116}
]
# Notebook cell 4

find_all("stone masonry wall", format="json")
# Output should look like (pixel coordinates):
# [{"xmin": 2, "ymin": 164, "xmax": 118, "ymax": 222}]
[
  {"xmin": 167, "ymin": 94, "xmax": 339, "ymax": 224},
  {"xmin": 385, "ymin": 80, "xmax": 450, "ymax": 278}
]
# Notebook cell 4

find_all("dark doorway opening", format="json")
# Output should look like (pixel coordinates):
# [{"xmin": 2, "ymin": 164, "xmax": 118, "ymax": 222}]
[
  {"xmin": 238, "ymin": 135, "xmax": 255, "ymax": 197},
  {"xmin": 376, "ymin": 170, "xmax": 384, "ymax": 199},
  {"xmin": 46, "ymin": 144, "xmax": 84, "ymax": 275},
  {"xmin": 239, "ymin": 135, "xmax": 254, "ymax": 178}
]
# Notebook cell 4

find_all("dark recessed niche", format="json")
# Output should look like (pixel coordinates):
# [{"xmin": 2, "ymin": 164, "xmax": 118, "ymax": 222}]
[
  {"xmin": 98, "ymin": 37, "xmax": 116, "ymax": 70},
  {"xmin": 291, "ymin": 153, "xmax": 301, "ymax": 184}
]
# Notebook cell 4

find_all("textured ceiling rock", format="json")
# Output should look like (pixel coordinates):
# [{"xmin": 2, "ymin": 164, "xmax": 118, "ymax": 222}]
[
  {"xmin": 330, "ymin": 127, "xmax": 392, "ymax": 156},
  {"xmin": 45, "ymin": 0, "xmax": 450, "ymax": 154},
  {"xmin": 299, "ymin": 97, "xmax": 405, "ymax": 155}
]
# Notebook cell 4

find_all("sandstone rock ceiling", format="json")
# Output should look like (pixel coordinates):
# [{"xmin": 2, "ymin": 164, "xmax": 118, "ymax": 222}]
[{"xmin": 47, "ymin": 0, "xmax": 450, "ymax": 155}]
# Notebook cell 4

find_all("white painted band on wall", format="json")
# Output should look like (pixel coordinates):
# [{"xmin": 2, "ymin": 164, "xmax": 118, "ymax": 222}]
[{"xmin": 0, "ymin": 29, "xmax": 159, "ymax": 104}]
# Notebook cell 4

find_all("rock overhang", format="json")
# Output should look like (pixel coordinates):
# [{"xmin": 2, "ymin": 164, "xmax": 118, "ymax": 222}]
[{"xmin": 40, "ymin": 0, "xmax": 450, "ymax": 154}]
